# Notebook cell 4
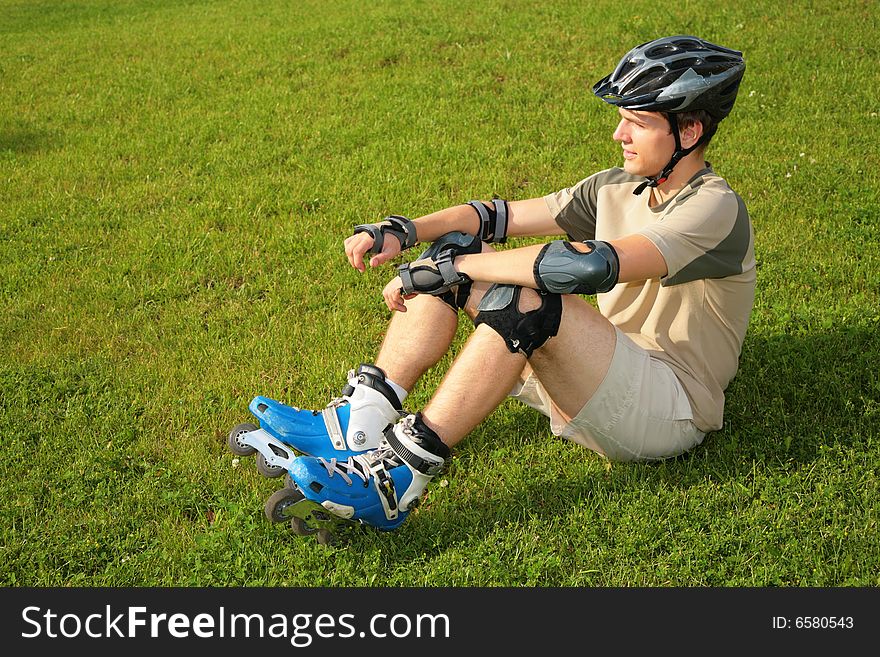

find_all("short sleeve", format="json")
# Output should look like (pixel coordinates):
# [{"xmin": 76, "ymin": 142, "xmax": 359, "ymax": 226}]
[
  {"xmin": 638, "ymin": 188, "xmax": 752, "ymax": 286},
  {"xmin": 543, "ymin": 170, "xmax": 612, "ymax": 242}
]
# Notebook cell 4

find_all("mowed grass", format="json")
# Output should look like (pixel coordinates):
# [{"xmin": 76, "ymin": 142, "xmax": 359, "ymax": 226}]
[{"xmin": 1, "ymin": 0, "xmax": 877, "ymax": 586}]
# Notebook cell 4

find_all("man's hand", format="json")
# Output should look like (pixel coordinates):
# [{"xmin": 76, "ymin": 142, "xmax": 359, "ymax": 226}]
[
  {"xmin": 344, "ymin": 230, "xmax": 402, "ymax": 272},
  {"xmin": 345, "ymin": 215, "xmax": 418, "ymax": 272},
  {"xmin": 382, "ymin": 275, "xmax": 416, "ymax": 312}
]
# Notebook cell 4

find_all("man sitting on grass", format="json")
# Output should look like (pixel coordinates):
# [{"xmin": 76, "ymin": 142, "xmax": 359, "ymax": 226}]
[{"xmin": 252, "ymin": 35, "xmax": 755, "ymax": 533}]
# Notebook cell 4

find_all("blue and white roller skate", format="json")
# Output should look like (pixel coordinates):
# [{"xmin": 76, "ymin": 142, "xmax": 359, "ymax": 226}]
[
  {"xmin": 262, "ymin": 413, "xmax": 450, "ymax": 543},
  {"xmin": 227, "ymin": 363, "xmax": 403, "ymax": 478}
]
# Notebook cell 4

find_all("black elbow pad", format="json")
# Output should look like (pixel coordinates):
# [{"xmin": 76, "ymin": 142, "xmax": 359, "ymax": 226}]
[{"xmin": 533, "ymin": 240, "xmax": 620, "ymax": 295}]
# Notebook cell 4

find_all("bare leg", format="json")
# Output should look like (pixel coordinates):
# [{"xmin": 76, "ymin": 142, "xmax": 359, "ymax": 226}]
[
  {"xmin": 421, "ymin": 324, "xmax": 527, "ymax": 445},
  {"xmin": 422, "ymin": 289, "xmax": 616, "ymax": 447},
  {"xmin": 374, "ymin": 294, "xmax": 459, "ymax": 391},
  {"xmin": 526, "ymin": 297, "xmax": 616, "ymax": 419},
  {"xmin": 374, "ymin": 243, "xmax": 500, "ymax": 391}
]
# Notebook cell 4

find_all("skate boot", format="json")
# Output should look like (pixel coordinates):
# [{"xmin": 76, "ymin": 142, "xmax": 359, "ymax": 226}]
[
  {"xmin": 227, "ymin": 363, "xmax": 403, "ymax": 478},
  {"xmin": 263, "ymin": 413, "xmax": 450, "ymax": 541}
]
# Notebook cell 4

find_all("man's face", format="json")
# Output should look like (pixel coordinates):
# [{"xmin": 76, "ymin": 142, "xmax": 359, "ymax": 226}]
[{"xmin": 612, "ymin": 108, "xmax": 675, "ymax": 178}]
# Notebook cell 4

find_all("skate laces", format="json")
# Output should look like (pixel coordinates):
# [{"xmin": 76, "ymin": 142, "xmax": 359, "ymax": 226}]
[
  {"xmin": 309, "ymin": 368, "xmax": 360, "ymax": 417},
  {"xmin": 317, "ymin": 441, "xmax": 402, "ymax": 487},
  {"xmin": 314, "ymin": 396, "xmax": 348, "ymax": 416}
]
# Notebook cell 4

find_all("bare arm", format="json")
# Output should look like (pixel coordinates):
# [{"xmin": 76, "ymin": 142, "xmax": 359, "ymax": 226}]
[
  {"xmin": 505, "ymin": 197, "xmax": 566, "ymax": 238},
  {"xmin": 453, "ymin": 234, "xmax": 666, "ymax": 285},
  {"xmin": 345, "ymin": 196, "xmax": 565, "ymax": 272},
  {"xmin": 382, "ymin": 233, "xmax": 667, "ymax": 312},
  {"xmin": 611, "ymin": 234, "xmax": 667, "ymax": 282}
]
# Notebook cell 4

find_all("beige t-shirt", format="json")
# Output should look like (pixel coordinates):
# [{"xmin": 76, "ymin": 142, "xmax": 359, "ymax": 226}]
[{"xmin": 544, "ymin": 166, "xmax": 756, "ymax": 432}]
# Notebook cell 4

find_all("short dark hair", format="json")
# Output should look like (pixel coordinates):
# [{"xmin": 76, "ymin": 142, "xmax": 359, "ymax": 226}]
[{"xmin": 666, "ymin": 110, "xmax": 719, "ymax": 150}]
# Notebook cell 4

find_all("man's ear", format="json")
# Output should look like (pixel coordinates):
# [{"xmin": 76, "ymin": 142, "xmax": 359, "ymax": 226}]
[{"xmin": 680, "ymin": 119, "xmax": 704, "ymax": 149}]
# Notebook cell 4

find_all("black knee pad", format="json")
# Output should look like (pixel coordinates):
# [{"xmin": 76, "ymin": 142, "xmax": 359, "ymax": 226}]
[
  {"xmin": 472, "ymin": 284, "xmax": 562, "ymax": 357},
  {"xmin": 435, "ymin": 283, "xmax": 473, "ymax": 312}
]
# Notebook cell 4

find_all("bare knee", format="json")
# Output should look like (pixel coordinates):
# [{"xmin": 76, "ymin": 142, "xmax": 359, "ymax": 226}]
[
  {"xmin": 525, "ymin": 296, "xmax": 617, "ymax": 416},
  {"xmin": 515, "ymin": 286, "xmax": 544, "ymax": 313},
  {"xmin": 530, "ymin": 296, "xmax": 613, "ymax": 361},
  {"xmin": 463, "ymin": 281, "xmax": 493, "ymax": 320}
]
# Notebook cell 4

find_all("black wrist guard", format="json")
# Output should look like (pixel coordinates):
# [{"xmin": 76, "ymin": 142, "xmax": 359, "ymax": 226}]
[
  {"xmin": 466, "ymin": 199, "xmax": 509, "ymax": 243},
  {"xmin": 398, "ymin": 250, "xmax": 472, "ymax": 296},
  {"xmin": 353, "ymin": 215, "xmax": 418, "ymax": 253},
  {"xmin": 415, "ymin": 231, "xmax": 482, "ymax": 311}
]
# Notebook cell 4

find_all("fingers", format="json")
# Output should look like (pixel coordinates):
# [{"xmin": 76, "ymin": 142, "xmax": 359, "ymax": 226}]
[
  {"xmin": 344, "ymin": 234, "xmax": 372, "ymax": 273},
  {"xmin": 370, "ymin": 237, "xmax": 402, "ymax": 268},
  {"xmin": 383, "ymin": 277, "xmax": 409, "ymax": 313},
  {"xmin": 386, "ymin": 288, "xmax": 407, "ymax": 313},
  {"xmin": 344, "ymin": 232, "xmax": 403, "ymax": 272}
]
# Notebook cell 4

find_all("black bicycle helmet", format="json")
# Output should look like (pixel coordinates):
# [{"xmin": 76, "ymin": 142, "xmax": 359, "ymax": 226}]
[{"xmin": 593, "ymin": 36, "xmax": 745, "ymax": 193}]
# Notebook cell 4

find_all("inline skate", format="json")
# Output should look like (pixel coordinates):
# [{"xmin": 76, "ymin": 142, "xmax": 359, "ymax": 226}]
[
  {"xmin": 227, "ymin": 363, "xmax": 403, "ymax": 477},
  {"xmin": 262, "ymin": 413, "xmax": 450, "ymax": 544}
]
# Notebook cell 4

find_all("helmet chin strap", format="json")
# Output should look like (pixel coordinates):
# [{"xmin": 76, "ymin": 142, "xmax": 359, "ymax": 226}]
[{"xmin": 632, "ymin": 115, "xmax": 706, "ymax": 196}]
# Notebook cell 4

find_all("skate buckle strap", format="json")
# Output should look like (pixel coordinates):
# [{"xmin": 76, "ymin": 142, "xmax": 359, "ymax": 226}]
[
  {"xmin": 322, "ymin": 406, "xmax": 346, "ymax": 451},
  {"xmin": 340, "ymin": 368, "xmax": 358, "ymax": 397},
  {"xmin": 375, "ymin": 469, "xmax": 399, "ymax": 517},
  {"xmin": 363, "ymin": 450, "xmax": 400, "ymax": 520},
  {"xmin": 386, "ymin": 427, "xmax": 445, "ymax": 475}
]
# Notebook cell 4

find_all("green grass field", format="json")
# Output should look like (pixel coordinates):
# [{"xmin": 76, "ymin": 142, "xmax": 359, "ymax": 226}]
[{"xmin": 1, "ymin": 0, "xmax": 878, "ymax": 586}]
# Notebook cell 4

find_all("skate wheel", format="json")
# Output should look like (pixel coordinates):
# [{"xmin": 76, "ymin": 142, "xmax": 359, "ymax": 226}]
[
  {"xmin": 256, "ymin": 452, "xmax": 286, "ymax": 478},
  {"xmin": 290, "ymin": 516, "xmax": 317, "ymax": 536},
  {"xmin": 227, "ymin": 423, "xmax": 258, "ymax": 456},
  {"xmin": 264, "ymin": 487, "xmax": 305, "ymax": 523},
  {"xmin": 315, "ymin": 528, "xmax": 336, "ymax": 546}
]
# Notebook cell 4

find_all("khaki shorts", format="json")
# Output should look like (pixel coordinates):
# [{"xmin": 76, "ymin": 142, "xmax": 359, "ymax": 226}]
[{"xmin": 511, "ymin": 328, "xmax": 705, "ymax": 462}]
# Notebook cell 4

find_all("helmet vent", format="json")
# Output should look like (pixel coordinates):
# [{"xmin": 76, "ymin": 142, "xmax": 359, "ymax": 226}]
[
  {"xmin": 671, "ymin": 38, "xmax": 704, "ymax": 50},
  {"xmin": 669, "ymin": 57, "xmax": 702, "ymax": 71},
  {"xmin": 720, "ymin": 81, "xmax": 741, "ymax": 97},
  {"xmin": 628, "ymin": 69, "xmax": 665, "ymax": 92},
  {"xmin": 618, "ymin": 59, "xmax": 639, "ymax": 78},
  {"xmin": 646, "ymin": 44, "xmax": 679, "ymax": 58}
]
